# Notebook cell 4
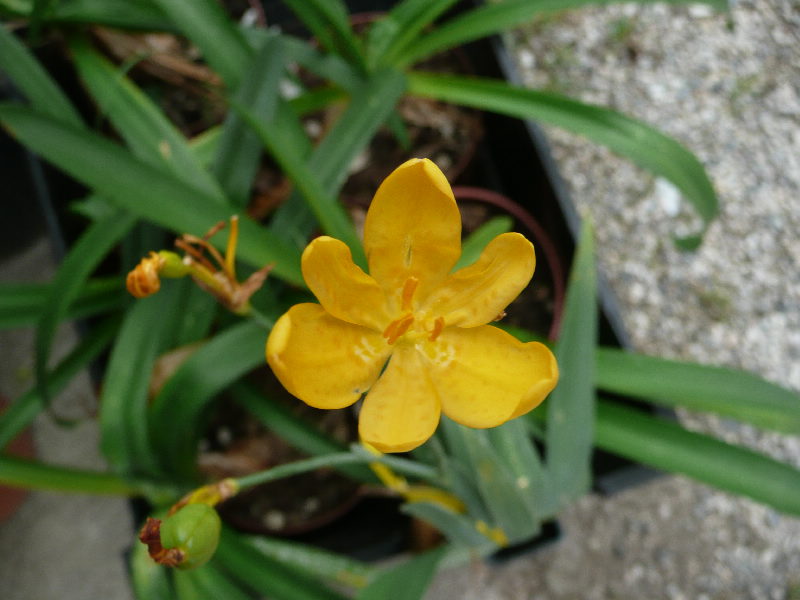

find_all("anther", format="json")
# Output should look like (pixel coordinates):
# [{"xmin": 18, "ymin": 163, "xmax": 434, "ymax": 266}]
[
  {"xmin": 428, "ymin": 316, "xmax": 445, "ymax": 342},
  {"xmin": 383, "ymin": 314, "xmax": 414, "ymax": 345},
  {"xmin": 401, "ymin": 277, "xmax": 419, "ymax": 312}
]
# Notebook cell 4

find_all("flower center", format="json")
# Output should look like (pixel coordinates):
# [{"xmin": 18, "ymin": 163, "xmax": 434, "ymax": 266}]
[{"xmin": 381, "ymin": 277, "xmax": 446, "ymax": 345}]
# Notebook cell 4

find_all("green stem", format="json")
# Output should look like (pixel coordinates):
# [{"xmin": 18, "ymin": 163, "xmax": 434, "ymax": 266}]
[
  {"xmin": 0, "ymin": 454, "xmax": 170, "ymax": 497},
  {"xmin": 234, "ymin": 449, "xmax": 439, "ymax": 491}
]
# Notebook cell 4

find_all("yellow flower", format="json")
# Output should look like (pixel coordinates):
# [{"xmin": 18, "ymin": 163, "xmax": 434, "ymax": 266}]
[{"xmin": 266, "ymin": 159, "xmax": 558, "ymax": 453}]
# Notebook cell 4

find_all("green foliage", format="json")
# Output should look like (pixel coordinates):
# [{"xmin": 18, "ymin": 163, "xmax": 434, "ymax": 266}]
[{"xmin": 3, "ymin": 1, "xmax": 798, "ymax": 600}]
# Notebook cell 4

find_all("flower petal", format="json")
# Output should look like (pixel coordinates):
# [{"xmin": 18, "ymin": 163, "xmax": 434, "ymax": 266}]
[
  {"xmin": 302, "ymin": 236, "xmax": 389, "ymax": 330},
  {"xmin": 363, "ymin": 158, "xmax": 461, "ymax": 304},
  {"xmin": 266, "ymin": 303, "xmax": 390, "ymax": 409},
  {"xmin": 425, "ymin": 232, "xmax": 535, "ymax": 328},
  {"xmin": 422, "ymin": 325, "xmax": 558, "ymax": 428},
  {"xmin": 358, "ymin": 345, "xmax": 441, "ymax": 453}
]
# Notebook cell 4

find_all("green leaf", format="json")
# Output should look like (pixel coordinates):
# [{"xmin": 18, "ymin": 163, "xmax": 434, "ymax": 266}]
[
  {"xmin": 438, "ymin": 420, "xmax": 537, "ymax": 542},
  {"xmin": 150, "ymin": 0, "xmax": 251, "ymax": 89},
  {"xmin": 0, "ymin": 23, "xmax": 83, "ymax": 127},
  {"xmin": 365, "ymin": 0, "xmax": 460, "ymax": 68},
  {"xmin": 486, "ymin": 418, "xmax": 557, "ymax": 520},
  {"xmin": 0, "ymin": 315, "xmax": 119, "ymax": 450},
  {"xmin": 175, "ymin": 566, "xmax": 252, "ymax": 600},
  {"xmin": 0, "ymin": 105, "xmax": 304, "ymax": 284},
  {"xmin": 215, "ymin": 527, "xmax": 351, "ymax": 600},
  {"xmin": 397, "ymin": 0, "xmax": 727, "ymax": 66},
  {"xmin": 100, "ymin": 290, "xmax": 181, "ymax": 476},
  {"xmin": 401, "ymin": 502, "xmax": 489, "ymax": 548},
  {"xmin": 69, "ymin": 36, "xmax": 226, "ymax": 201},
  {"xmin": 261, "ymin": 68, "xmax": 408, "ymax": 265},
  {"xmin": 595, "ymin": 399, "xmax": 800, "ymax": 516},
  {"xmin": 408, "ymin": 72, "xmax": 718, "ymax": 245},
  {"xmin": 240, "ymin": 534, "xmax": 375, "ymax": 590},
  {"xmin": 356, "ymin": 547, "xmax": 446, "ymax": 600},
  {"xmin": 545, "ymin": 219, "xmax": 596, "ymax": 506},
  {"xmin": 0, "ymin": 454, "xmax": 140, "ymax": 495},
  {"xmin": 2, "ymin": 0, "xmax": 171, "ymax": 29},
  {"xmin": 596, "ymin": 348, "xmax": 800, "ymax": 434},
  {"xmin": 130, "ymin": 534, "xmax": 173, "ymax": 600},
  {"xmin": 453, "ymin": 215, "xmax": 513, "ymax": 270},
  {"xmin": 212, "ymin": 33, "xmax": 308, "ymax": 207},
  {"xmin": 0, "ymin": 277, "xmax": 124, "ymax": 330},
  {"xmin": 279, "ymin": 0, "xmax": 365, "ymax": 72},
  {"xmin": 34, "ymin": 210, "xmax": 135, "ymax": 403},
  {"xmin": 150, "ymin": 320, "xmax": 267, "ymax": 477}
]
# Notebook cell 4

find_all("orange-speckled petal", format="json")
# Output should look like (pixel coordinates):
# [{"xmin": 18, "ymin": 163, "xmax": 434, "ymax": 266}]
[
  {"xmin": 358, "ymin": 344, "xmax": 441, "ymax": 453},
  {"xmin": 425, "ymin": 232, "xmax": 535, "ymax": 328},
  {"xmin": 266, "ymin": 303, "xmax": 390, "ymax": 409},
  {"xmin": 421, "ymin": 325, "xmax": 557, "ymax": 428},
  {"xmin": 363, "ymin": 158, "xmax": 461, "ymax": 306},
  {"xmin": 302, "ymin": 236, "xmax": 389, "ymax": 331}
]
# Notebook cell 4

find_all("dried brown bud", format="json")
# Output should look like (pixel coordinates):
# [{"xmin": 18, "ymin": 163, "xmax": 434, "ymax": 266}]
[{"xmin": 126, "ymin": 252, "xmax": 165, "ymax": 298}]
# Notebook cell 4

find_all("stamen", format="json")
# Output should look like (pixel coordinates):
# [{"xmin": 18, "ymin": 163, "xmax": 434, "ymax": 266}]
[
  {"xmin": 224, "ymin": 215, "xmax": 239, "ymax": 279},
  {"xmin": 428, "ymin": 316, "xmax": 445, "ymax": 342},
  {"xmin": 401, "ymin": 277, "xmax": 419, "ymax": 311},
  {"xmin": 382, "ymin": 314, "xmax": 414, "ymax": 345}
]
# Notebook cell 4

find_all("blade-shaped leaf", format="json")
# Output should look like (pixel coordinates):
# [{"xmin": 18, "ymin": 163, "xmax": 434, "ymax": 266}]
[
  {"xmin": 279, "ymin": 0, "xmax": 365, "ymax": 71},
  {"xmin": 0, "ymin": 455, "xmax": 139, "ymax": 495},
  {"xmin": 34, "ymin": 209, "xmax": 135, "ymax": 403},
  {"xmin": 262, "ymin": 68, "xmax": 407, "ymax": 265},
  {"xmin": 2, "ymin": 0, "xmax": 171, "ymax": 29},
  {"xmin": 130, "ymin": 534, "xmax": 173, "ymax": 600},
  {"xmin": 0, "ymin": 24, "xmax": 83, "ymax": 127},
  {"xmin": 215, "ymin": 527, "xmax": 350, "ymax": 600},
  {"xmin": 596, "ymin": 348, "xmax": 800, "ymax": 434},
  {"xmin": 174, "ymin": 566, "xmax": 252, "ymax": 600},
  {"xmin": 398, "ymin": 0, "xmax": 727, "ymax": 66},
  {"xmin": 212, "ymin": 33, "xmax": 308, "ymax": 207},
  {"xmin": 356, "ymin": 547, "xmax": 446, "ymax": 600},
  {"xmin": 69, "ymin": 36, "xmax": 226, "ymax": 201},
  {"xmin": 453, "ymin": 215, "xmax": 512, "ymax": 270},
  {"xmin": 595, "ymin": 399, "xmax": 800, "ymax": 516},
  {"xmin": 0, "ymin": 105, "xmax": 304, "ymax": 284},
  {"xmin": 240, "ymin": 534, "xmax": 375, "ymax": 591},
  {"xmin": 150, "ymin": 320, "xmax": 267, "ymax": 476},
  {"xmin": 408, "ymin": 72, "xmax": 718, "ymax": 246},
  {"xmin": 0, "ymin": 277, "xmax": 123, "ymax": 330},
  {"xmin": 544, "ymin": 219, "xmax": 596, "ymax": 506},
  {"xmin": 366, "ymin": 0, "xmax": 460, "ymax": 68},
  {"xmin": 100, "ymin": 289, "xmax": 183, "ymax": 476},
  {"xmin": 150, "ymin": 0, "xmax": 251, "ymax": 89}
]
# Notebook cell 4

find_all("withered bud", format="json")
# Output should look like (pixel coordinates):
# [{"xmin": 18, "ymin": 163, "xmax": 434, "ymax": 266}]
[{"xmin": 126, "ymin": 251, "xmax": 189, "ymax": 298}]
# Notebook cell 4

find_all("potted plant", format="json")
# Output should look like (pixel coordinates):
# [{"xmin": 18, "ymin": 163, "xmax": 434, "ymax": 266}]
[{"xmin": 1, "ymin": 1, "xmax": 799, "ymax": 598}]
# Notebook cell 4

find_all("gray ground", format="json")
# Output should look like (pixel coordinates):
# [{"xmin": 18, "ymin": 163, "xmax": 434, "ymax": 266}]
[{"xmin": 1, "ymin": 0, "xmax": 798, "ymax": 598}]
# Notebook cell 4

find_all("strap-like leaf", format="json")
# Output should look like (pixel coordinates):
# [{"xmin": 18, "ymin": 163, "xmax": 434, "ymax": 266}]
[
  {"xmin": 356, "ymin": 547, "xmax": 446, "ymax": 600},
  {"xmin": 0, "ymin": 24, "xmax": 83, "ymax": 127},
  {"xmin": 544, "ymin": 219, "xmax": 596, "ymax": 505},
  {"xmin": 0, "ymin": 105, "xmax": 304, "ymax": 284},
  {"xmin": 596, "ymin": 348, "xmax": 800, "ymax": 434},
  {"xmin": 408, "ymin": 71, "xmax": 718, "ymax": 247},
  {"xmin": 215, "ymin": 527, "xmax": 351, "ymax": 600},
  {"xmin": 150, "ymin": 0, "xmax": 251, "ymax": 89},
  {"xmin": 398, "ymin": 0, "xmax": 727, "ymax": 66},
  {"xmin": 595, "ymin": 399, "xmax": 800, "ymax": 516}
]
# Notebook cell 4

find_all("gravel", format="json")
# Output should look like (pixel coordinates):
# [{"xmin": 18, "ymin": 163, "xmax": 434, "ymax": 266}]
[{"xmin": 435, "ymin": 1, "xmax": 800, "ymax": 598}]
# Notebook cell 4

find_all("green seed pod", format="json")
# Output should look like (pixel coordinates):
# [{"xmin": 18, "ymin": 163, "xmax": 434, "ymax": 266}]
[{"xmin": 159, "ymin": 504, "xmax": 221, "ymax": 570}]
